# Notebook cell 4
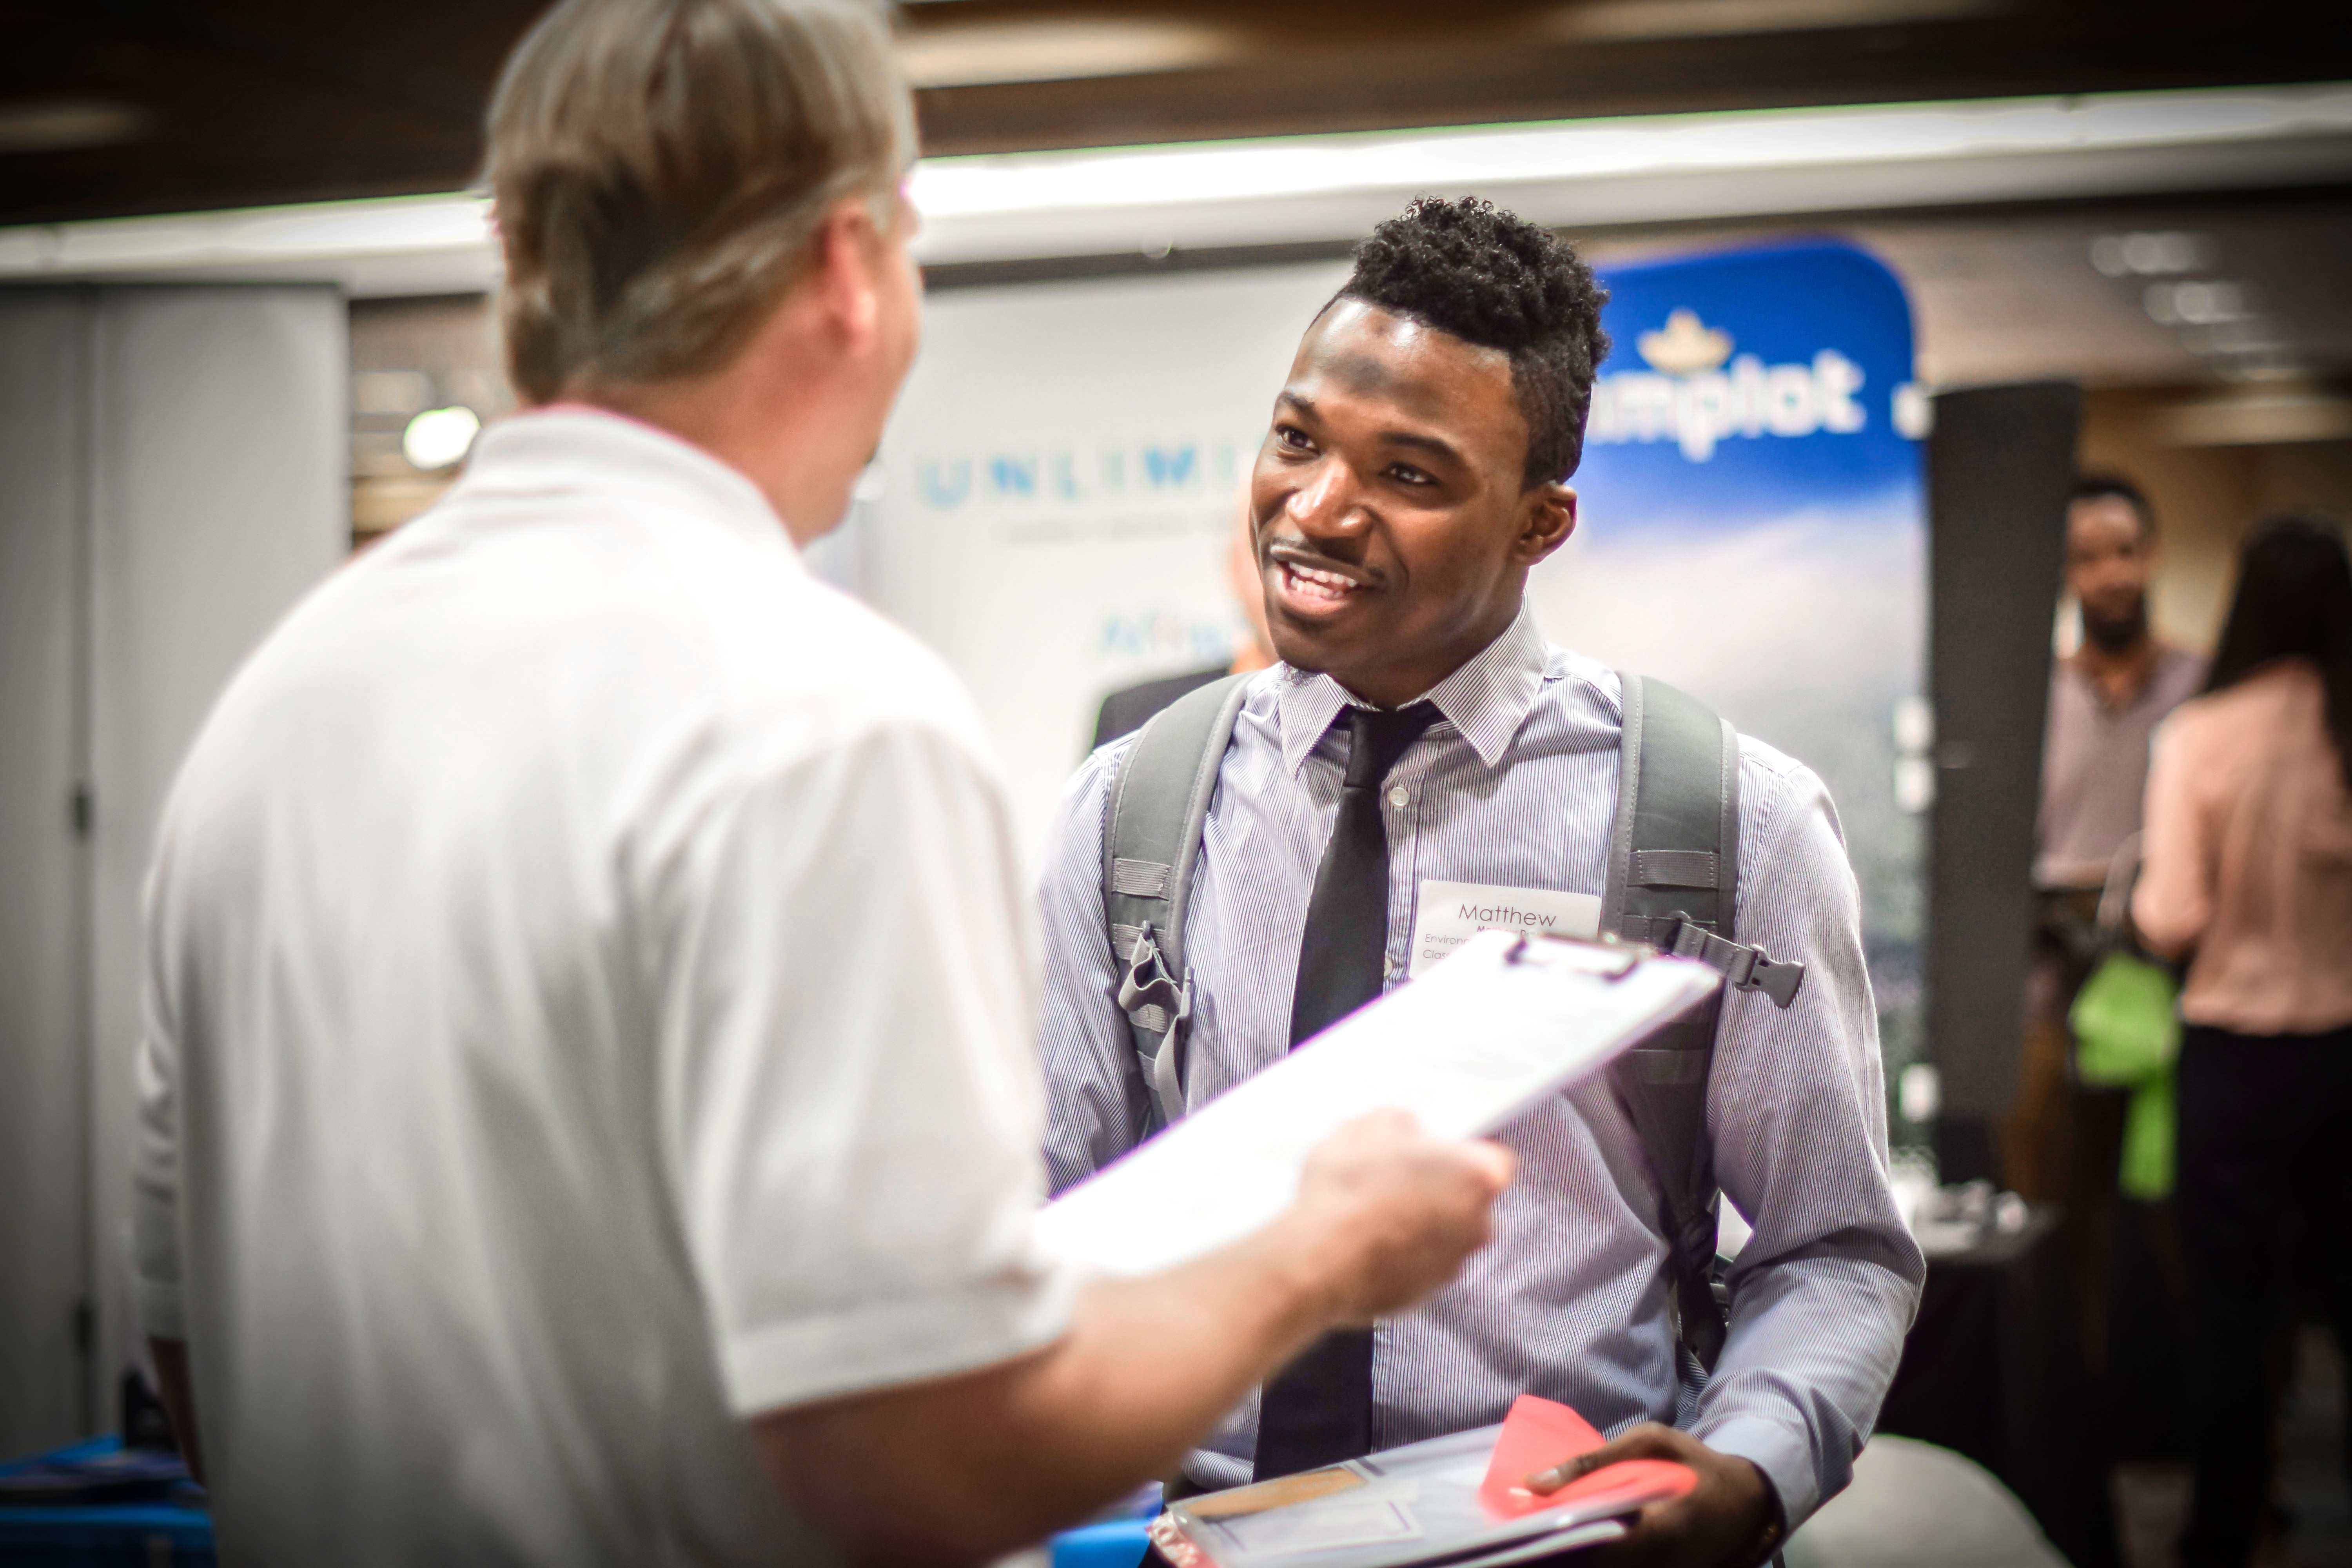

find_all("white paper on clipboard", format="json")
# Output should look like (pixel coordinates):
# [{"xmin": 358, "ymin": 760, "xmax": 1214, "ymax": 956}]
[{"xmin": 1033, "ymin": 930, "xmax": 1721, "ymax": 1277}]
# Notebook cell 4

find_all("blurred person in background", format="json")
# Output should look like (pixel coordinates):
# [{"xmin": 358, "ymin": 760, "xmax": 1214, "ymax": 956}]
[
  {"xmin": 2037, "ymin": 476, "xmax": 2205, "ymax": 903},
  {"xmin": 2135, "ymin": 517, "xmax": 2352, "ymax": 1568},
  {"xmin": 129, "ymin": 3, "xmax": 1512, "ymax": 1564},
  {"xmin": 1091, "ymin": 493, "xmax": 1279, "ymax": 748},
  {"xmin": 2007, "ymin": 476, "xmax": 2204, "ymax": 1354}
]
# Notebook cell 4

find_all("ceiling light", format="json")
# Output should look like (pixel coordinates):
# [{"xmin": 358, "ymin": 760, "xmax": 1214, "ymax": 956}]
[
  {"xmin": 402, "ymin": 405, "xmax": 480, "ymax": 472},
  {"xmin": 898, "ymin": 18, "xmax": 1239, "ymax": 88},
  {"xmin": 2154, "ymin": 390, "xmax": 2352, "ymax": 445},
  {"xmin": 2178, "ymin": 319, "xmax": 2287, "ymax": 356},
  {"xmin": 2089, "ymin": 230, "xmax": 2215, "ymax": 276},
  {"xmin": 907, "ymin": 82, "xmax": 2352, "ymax": 227},
  {"xmin": 0, "ymin": 97, "xmax": 152, "ymax": 154},
  {"xmin": 1548, "ymin": 0, "xmax": 2004, "ymax": 43},
  {"xmin": 2144, "ymin": 279, "xmax": 2255, "ymax": 326}
]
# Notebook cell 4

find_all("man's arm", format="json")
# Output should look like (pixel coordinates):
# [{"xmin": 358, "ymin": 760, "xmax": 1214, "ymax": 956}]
[
  {"xmin": 1677, "ymin": 761, "xmax": 1927, "ymax": 1531},
  {"xmin": 754, "ymin": 1113, "xmax": 1512, "ymax": 1567},
  {"xmin": 661, "ymin": 711, "xmax": 1506, "ymax": 1564},
  {"xmin": 1531, "ymin": 765, "xmax": 1918, "ymax": 1566}
]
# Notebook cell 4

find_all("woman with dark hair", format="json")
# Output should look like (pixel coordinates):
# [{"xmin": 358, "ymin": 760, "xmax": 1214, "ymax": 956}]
[{"xmin": 2135, "ymin": 516, "xmax": 2352, "ymax": 1568}]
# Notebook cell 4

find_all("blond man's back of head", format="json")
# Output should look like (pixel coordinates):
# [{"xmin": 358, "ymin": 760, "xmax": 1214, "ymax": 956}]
[{"xmin": 485, "ymin": 0, "xmax": 911, "ymax": 405}]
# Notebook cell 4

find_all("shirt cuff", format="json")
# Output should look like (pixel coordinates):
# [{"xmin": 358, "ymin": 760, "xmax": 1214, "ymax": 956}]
[
  {"xmin": 717, "ymin": 1259, "xmax": 1085, "ymax": 1417},
  {"xmin": 1693, "ymin": 1413, "xmax": 1815, "ymax": 1531}
]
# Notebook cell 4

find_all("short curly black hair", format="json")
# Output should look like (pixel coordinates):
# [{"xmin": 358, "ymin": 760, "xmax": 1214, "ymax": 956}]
[{"xmin": 1333, "ymin": 196, "xmax": 1610, "ymax": 486}]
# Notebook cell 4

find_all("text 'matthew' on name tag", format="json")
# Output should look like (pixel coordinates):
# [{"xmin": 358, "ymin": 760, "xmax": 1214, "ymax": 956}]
[{"xmin": 1410, "ymin": 881, "xmax": 1601, "ymax": 978}]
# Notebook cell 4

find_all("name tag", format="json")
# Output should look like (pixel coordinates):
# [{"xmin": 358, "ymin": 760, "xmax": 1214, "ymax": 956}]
[{"xmin": 1409, "ymin": 880, "xmax": 1601, "ymax": 978}]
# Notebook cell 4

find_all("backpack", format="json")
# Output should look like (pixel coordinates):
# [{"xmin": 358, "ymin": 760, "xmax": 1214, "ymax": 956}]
[{"xmin": 1100, "ymin": 670, "xmax": 1805, "ymax": 1374}]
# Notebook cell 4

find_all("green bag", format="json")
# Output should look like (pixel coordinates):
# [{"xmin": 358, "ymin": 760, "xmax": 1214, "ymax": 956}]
[{"xmin": 2070, "ymin": 951, "xmax": 2181, "ymax": 1201}]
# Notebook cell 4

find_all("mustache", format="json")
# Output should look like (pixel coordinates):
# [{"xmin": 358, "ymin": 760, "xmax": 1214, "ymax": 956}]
[{"xmin": 1262, "ymin": 537, "xmax": 1372, "ymax": 584}]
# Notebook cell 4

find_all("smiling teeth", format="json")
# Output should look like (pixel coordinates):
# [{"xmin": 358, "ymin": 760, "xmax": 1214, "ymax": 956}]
[{"xmin": 1284, "ymin": 563, "xmax": 1356, "ymax": 600}]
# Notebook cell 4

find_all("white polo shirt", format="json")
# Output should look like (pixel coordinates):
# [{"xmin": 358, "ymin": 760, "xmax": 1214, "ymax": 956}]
[{"xmin": 133, "ymin": 408, "xmax": 1078, "ymax": 1566}]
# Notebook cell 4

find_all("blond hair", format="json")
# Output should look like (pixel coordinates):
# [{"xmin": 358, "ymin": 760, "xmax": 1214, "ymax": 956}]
[{"xmin": 485, "ymin": 0, "xmax": 912, "ymax": 403}]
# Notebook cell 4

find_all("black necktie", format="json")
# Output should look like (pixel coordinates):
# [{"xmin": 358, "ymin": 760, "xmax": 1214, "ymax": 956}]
[{"xmin": 1254, "ymin": 701, "xmax": 1443, "ymax": 1481}]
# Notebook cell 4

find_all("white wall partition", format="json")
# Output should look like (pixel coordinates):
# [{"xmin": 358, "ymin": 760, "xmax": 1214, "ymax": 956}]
[
  {"xmin": 0, "ymin": 287, "xmax": 345, "ymax": 1450},
  {"xmin": 0, "ymin": 294, "xmax": 97, "ymax": 1457},
  {"xmin": 869, "ymin": 264, "xmax": 1347, "ymax": 864}
]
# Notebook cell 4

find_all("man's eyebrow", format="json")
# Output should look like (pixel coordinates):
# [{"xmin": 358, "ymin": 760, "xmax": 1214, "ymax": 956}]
[
  {"xmin": 1274, "ymin": 390, "xmax": 1464, "ymax": 465},
  {"xmin": 1383, "ymin": 429, "xmax": 1464, "ymax": 464}
]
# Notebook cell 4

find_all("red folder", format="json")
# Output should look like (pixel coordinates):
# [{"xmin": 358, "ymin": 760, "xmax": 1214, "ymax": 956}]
[{"xmin": 1476, "ymin": 1394, "xmax": 1698, "ymax": 1521}]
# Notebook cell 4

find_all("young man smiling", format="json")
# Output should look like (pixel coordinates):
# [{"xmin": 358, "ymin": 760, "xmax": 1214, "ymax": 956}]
[{"xmin": 1038, "ymin": 200, "xmax": 1925, "ymax": 1566}]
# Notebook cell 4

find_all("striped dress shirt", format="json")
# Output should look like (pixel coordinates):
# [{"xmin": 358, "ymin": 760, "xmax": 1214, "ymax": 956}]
[{"xmin": 1036, "ymin": 606, "xmax": 1925, "ymax": 1526}]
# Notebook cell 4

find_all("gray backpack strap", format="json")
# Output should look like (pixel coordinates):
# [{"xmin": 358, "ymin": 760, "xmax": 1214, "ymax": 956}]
[
  {"xmin": 1601, "ymin": 673, "xmax": 1804, "ymax": 1375},
  {"xmin": 1102, "ymin": 674, "xmax": 1254, "ymax": 1129}
]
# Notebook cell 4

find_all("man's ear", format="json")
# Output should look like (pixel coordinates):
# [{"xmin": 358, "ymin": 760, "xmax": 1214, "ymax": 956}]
[
  {"xmin": 1515, "ymin": 483, "xmax": 1577, "ymax": 565},
  {"xmin": 816, "ymin": 198, "xmax": 882, "ymax": 350}
]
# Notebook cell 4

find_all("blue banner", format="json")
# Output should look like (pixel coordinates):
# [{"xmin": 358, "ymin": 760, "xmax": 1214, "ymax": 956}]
[{"xmin": 1529, "ymin": 240, "xmax": 1927, "ymax": 1068}]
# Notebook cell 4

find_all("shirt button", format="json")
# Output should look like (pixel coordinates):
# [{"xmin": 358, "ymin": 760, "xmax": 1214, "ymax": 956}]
[
  {"xmin": 1383, "ymin": 955, "xmax": 1401, "ymax": 979},
  {"xmin": 1386, "ymin": 785, "xmax": 1410, "ymax": 808}
]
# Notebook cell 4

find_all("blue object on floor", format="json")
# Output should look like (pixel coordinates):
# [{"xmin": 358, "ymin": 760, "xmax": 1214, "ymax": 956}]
[
  {"xmin": 1051, "ymin": 1517, "xmax": 1154, "ymax": 1568},
  {"xmin": 0, "ymin": 1436, "xmax": 214, "ymax": 1566},
  {"xmin": 10, "ymin": 1435, "xmax": 1165, "ymax": 1568}
]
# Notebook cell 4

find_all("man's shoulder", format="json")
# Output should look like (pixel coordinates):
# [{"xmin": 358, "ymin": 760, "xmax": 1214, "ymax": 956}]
[
  {"xmin": 1731, "ymin": 730, "xmax": 1834, "ymax": 855},
  {"xmin": 2151, "ymin": 642, "xmax": 2209, "ymax": 706},
  {"xmin": 1733, "ymin": 728, "xmax": 1817, "ymax": 795},
  {"xmin": 1536, "ymin": 644, "xmax": 1625, "ymax": 720},
  {"xmin": 713, "ymin": 581, "xmax": 996, "ymax": 777},
  {"xmin": 416, "ymin": 489, "xmax": 997, "ymax": 797},
  {"xmin": 514, "ymin": 493, "xmax": 990, "ymax": 759}
]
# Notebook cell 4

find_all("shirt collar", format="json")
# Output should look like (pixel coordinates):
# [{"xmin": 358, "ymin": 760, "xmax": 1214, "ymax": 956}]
[
  {"xmin": 451, "ymin": 405, "xmax": 801, "ymax": 564},
  {"xmin": 1274, "ymin": 605, "xmax": 1549, "ymax": 775}
]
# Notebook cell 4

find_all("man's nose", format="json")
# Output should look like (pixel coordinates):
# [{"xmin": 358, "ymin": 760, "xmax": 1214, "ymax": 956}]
[{"xmin": 1287, "ymin": 459, "xmax": 1364, "ymax": 539}]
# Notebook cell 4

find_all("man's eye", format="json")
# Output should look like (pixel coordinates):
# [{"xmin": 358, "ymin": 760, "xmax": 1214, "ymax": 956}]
[
  {"xmin": 1277, "ymin": 426, "xmax": 1314, "ymax": 451},
  {"xmin": 1390, "ymin": 465, "xmax": 1432, "ymax": 485}
]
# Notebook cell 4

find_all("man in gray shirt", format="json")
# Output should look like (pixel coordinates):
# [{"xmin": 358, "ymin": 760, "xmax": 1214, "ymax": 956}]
[
  {"xmin": 1039, "ymin": 198, "xmax": 1923, "ymax": 1568},
  {"xmin": 2009, "ymin": 473, "xmax": 2203, "ymax": 1332},
  {"xmin": 2035, "ymin": 475, "xmax": 2207, "ymax": 895}
]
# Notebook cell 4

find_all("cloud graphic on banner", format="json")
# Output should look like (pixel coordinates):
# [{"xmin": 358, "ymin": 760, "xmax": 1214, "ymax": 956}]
[{"xmin": 1636, "ymin": 309, "xmax": 1734, "ymax": 374}]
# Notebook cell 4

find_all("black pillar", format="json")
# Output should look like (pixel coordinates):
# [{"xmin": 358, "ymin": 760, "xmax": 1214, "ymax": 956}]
[{"xmin": 1924, "ymin": 382, "xmax": 2080, "ymax": 1182}]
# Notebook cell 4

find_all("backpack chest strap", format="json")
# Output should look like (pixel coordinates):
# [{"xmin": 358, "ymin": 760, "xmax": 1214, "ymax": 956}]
[
  {"xmin": 1640, "ymin": 915, "xmax": 1807, "ymax": 1009},
  {"xmin": 1102, "ymin": 675, "xmax": 1255, "ymax": 1130}
]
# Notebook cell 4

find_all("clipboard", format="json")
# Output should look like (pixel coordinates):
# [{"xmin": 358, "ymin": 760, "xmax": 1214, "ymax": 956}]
[{"xmin": 1034, "ymin": 929, "xmax": 1721, "ymax": 1276}]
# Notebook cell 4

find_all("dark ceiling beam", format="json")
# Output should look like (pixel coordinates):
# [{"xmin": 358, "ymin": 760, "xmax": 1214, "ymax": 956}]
[
  {"xmin": 5, "ymin": 0, "xmax": 486, "ymax": 123},
  {"xmin": 909, "ymin": 9, "xmax": 2352, "ymax": 153}
]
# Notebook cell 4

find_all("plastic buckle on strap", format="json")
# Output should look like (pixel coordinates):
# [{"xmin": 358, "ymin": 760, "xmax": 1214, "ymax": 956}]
[
  {"xmin": 1658, "ymin": 915, "xmax": 1805, "ymax": 1010},
  {"xmin": 1116, "ymin": 923, "xmax": 1191, "ymax": 1029},
  {"xmin": 1743, "ymin": 955, "xmax": 1805, "ymax": 1008}
]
